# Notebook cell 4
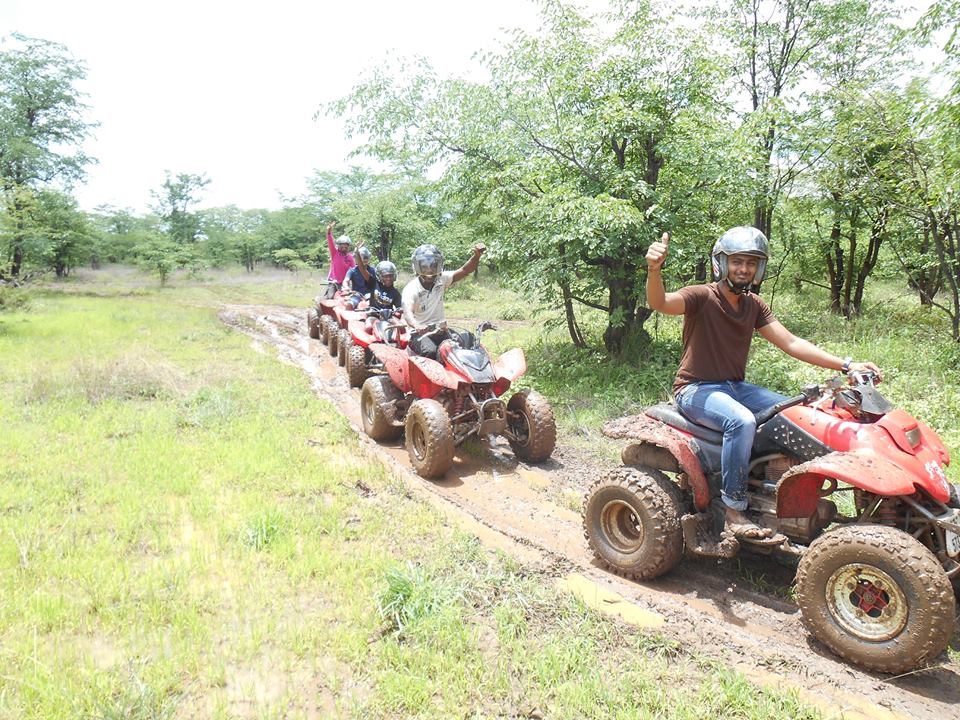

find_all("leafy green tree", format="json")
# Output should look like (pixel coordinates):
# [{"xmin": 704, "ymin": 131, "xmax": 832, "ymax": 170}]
[
  {"xmin": 797, "ymin": 1, "xmax": 905, "ymax": 316},
  {"xmin": 336, "ymin": 1, "xmax": 741, "ymax": 352},
  {"xmin": 31, "ymin": 189, "xmax": 94, "ymax": 277},
  {"xmin": 151, "ymin": 172, "xmax": 210, "ymax": 245},
  {"xmin": 257, "ymin": 205, "xmax": 323, "ymax": 266},
  {"xmin": 134, "ymin": 234, "xmax": 182, "ymax": 286},
  {"xmin": 0, "ymin": 33, "xmax": 95, "ymax": 276},
  {"xmin": 90, "ymin": 205, "xmax": 156, "ymax": 265},
  {"xmin": 308, "ymin": 168, "xmax": 438, "ymax": 262},
  {"xmin": 198, "ymin": 205, "xmax": 265, "ymax": 269}
]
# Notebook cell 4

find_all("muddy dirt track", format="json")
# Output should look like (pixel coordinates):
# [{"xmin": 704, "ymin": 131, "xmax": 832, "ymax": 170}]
[{"xmin": 221, "ymin": 303, "xmax": 960, "ymax": 720}]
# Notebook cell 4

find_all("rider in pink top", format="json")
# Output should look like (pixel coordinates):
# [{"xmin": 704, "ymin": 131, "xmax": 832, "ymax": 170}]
[{"xmin": 326, "ymin": 221, "xmax": 355, "ymax": 284}]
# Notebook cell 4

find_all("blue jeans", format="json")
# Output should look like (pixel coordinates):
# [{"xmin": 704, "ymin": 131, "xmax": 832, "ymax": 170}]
[{"xmin": 674, "ymin": 381, "xmax": 787, "ymax": 511}]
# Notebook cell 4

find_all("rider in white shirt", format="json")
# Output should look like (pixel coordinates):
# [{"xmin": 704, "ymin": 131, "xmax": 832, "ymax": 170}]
[{"xmin": 401, "ymin": 243, "xmax": 485, "ymax": 359}]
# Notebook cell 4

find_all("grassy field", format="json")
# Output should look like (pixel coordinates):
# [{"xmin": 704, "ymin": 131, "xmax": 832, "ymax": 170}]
[{"xmin": 0, "ymin": 269, "xmax": 825, "ymax": 718}]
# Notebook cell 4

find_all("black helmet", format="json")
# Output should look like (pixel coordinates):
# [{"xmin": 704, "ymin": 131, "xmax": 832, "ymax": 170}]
[
  {"xmin": 376, "ymin": 260, "xmax": 397, "ymax": 280},
  {"xmin": 356, "ymin": 246, "xmax": 372, "ymax": 264},
  {"xmin": 711, "ymin": 226, "xmax": 769, "ymax": 291},
  {"xmin": 411, "ymin": 244, "xmax": 443, "ymax": 280}
]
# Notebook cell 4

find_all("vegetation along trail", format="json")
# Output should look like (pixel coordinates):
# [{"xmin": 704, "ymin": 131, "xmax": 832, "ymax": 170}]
[{"xmin": 221, "ymin": 302, "xmax": 960, "ymax": 720}]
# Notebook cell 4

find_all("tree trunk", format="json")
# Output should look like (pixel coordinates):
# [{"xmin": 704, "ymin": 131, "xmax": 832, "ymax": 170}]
[
  {"xmin": 825, "ymin": 213, "xmax": 843, "ymax": 313},
  {"xmin": 852, "ymin": 208, "xmax": 885, "ymax": 315},
  {"xmin": 695, "ymin": 257, "xmax": 707, "ymax": 282},
  {"xmin": 842, "ymin": 226, "xmax": 856, "ymax": 318},
  {"xmin": 560, "ymin": 281, "xmax": 585, "ymax": 348},
  {"xmin": 929, "ymin": 211, "xmax": 960, "ymax": 342},
  {"xmin": 602, "ymin": 263, "xmax": 639, "ymax": 354}
]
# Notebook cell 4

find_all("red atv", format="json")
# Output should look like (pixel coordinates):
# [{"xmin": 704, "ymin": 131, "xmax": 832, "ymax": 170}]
[
  {"xmin": 314, "ymin": 292, "xmax": 368, "ymax": 366},
  {"xmin": 583, "ymin": 371, "xmax": 958, "ymax": 673},
  {"xmin": 359, "ymin": 322, "xmax": 557, "ymax": 478},
  {"xmin": 343, "ymin": 307, "xmax": 410, "ymax": 389}
]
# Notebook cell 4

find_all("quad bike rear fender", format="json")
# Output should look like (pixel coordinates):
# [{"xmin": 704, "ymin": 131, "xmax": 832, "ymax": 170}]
[
  {"xmin": 369, "ymin": 343, "xmax": 410, "ymax": 392},
  {"xmin": 602, "ymin": 414, "xmax": 711, "ymax": 511},
  {"xmin": 776, "ymin": 451, "xmax": 920, "ymax": 518}
]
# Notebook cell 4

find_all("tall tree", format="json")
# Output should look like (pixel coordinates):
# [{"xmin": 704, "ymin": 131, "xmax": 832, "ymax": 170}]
[
  {"xmin": 151, "ymin": 172, "xmax": 210, "ymax": 245},
  {"xmin": 0, "ymin": 33, "xmax": 95, "ymax": 276},
  {"xmin": 335, "ymin": 1, "xmax": 740, "ymax": 353}
]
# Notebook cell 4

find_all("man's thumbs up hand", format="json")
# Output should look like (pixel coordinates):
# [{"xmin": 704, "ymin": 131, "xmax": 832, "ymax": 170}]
[{"xmin": 646, "ymin": 232, "xmax": 670, "ymax": 271}]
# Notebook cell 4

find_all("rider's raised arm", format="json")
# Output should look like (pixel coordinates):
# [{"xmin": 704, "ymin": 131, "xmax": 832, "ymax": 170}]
[
  {"xmin": 646, "ymin": 233, "xmax": 685, "ymax": 315},
  {"xmin": 355, "ymin": 240, "xmax": 371, "ymax": 281},
  {"xmin": 326, "ymin": 222, "xmax": 336, "ymax": 257},
  {"xmin": 451, "ymin": 243, "xmax": 485, "ymax": 284}
]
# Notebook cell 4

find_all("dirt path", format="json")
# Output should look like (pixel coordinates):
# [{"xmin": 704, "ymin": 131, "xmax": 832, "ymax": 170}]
[{"xmin": 221, "ymin": 304, "xmax": 960, "ymax": 720}]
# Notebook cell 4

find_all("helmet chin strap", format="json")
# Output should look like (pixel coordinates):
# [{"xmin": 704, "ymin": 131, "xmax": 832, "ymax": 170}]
[{"xmin": 724, "ymin": 278, "xmax": 752, "ymax": 295}]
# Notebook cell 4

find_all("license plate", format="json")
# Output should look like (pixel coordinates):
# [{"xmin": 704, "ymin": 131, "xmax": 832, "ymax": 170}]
[{"xmin": 948, "ymin": 529, "xmax": 960, "ymax": 558}]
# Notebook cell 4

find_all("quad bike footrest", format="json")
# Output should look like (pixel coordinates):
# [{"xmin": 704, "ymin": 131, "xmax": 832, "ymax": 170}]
[{"xmin": 681, "ymin": 513, "xmax": 740, "ymax": 558}]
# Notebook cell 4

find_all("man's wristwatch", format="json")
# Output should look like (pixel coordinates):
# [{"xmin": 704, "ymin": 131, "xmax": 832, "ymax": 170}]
[{"xmin": 840, "ymin": 357, "xmax": 853, "ymax": 373}]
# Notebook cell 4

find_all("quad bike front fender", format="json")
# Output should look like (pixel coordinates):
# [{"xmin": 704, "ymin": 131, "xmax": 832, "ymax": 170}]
[
  {"xmin": 777, "ymin": 451, "xmax": 918, "ymax": 518},
  {"xmin": 369, "ymin": 343, "xmax": 409, "ymax": 392},
  {"xmin": 492, "ymin": 348, "xmax": 526, "ymax": 396},
  {"xmin": 603, "ymin": 414, "xmax": 710, "ymax": 511},
  {"xmin": 493, "ymin": 348, "xmax": 526, "ymax": 381},
  {"xmin": 409, "ymin": 356, "xmax": 460, "ymax": 399},
  {"xmin": 347, "ymin": 319, "xmax": 375, "ymax": 348}
]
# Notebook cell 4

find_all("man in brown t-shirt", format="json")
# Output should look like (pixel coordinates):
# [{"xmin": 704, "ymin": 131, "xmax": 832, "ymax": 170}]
[{"xmin": 646, "ymin": 227, "xmax": 882, "ymax": 539}]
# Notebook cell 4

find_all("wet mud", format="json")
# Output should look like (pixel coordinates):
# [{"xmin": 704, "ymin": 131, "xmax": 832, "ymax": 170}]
[{"xmin": 221, "ymin": 304, "xmax": 960, "ymax": 720}]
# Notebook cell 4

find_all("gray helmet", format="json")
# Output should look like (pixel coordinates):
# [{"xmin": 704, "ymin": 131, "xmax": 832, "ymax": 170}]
[
  {"xmin": 376, "ymin": 260, "xmax": 397, "ymax": 281},
  {"xmin": 711, "ymin": 226, "xmax": 769, "ymax": 288},
  {"xmin": 356, "ymin": 246, "xmax": 372, "ymax": 264},
  {"xmin": 411, "ymin": 244, "xmax": 443, "ymax": 280},
  {"xmin": 335, "ymin": 234, "xmax": 352, "ymax": 252}
]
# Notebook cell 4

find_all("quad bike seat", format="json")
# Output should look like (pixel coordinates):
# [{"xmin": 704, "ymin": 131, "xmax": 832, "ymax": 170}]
[{"xmin": 645, "ymin": 403, "xmax": 723, "ymax": 444}]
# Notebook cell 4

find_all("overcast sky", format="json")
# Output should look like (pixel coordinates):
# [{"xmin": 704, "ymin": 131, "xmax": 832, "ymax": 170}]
[
  {"xmin": 2, "ymin": 1, "xmax": 943, "ymax": 216},
  {"xmin": 1, "ymin": 0, "xmax": 585, "ymax": 214}
]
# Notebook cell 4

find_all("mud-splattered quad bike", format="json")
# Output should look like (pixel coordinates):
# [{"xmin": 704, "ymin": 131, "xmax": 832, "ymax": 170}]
[
  {"xmin": 343, "ymin": 307, "xmax": 410, "ymax": 389},
  {"xmin": 583, "ymin": 371, "xmax": 958, "ymax": 674},
  {"xmin": 359, "ymin": 322, "xmax": 557, "ymax": 478},
  {"xmin": 312, "ymin": 292, "xmax": 368, "ymax": 366}
]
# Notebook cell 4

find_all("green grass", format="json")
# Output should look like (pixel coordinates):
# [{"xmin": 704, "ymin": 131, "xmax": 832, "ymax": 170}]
[{"xmin": 0, "ymin": 280, "xmax": 825, "ymax": 718}]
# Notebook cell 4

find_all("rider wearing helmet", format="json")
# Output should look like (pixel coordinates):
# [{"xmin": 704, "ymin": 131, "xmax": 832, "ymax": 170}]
[
  {"xmin": 646, "ymin": 227, "xmax": 882, "ymax": 540},
  {"xmin": 324, "ymin": 221, "xmax": 356, "ymax": 298},
  {"xmin": 344, "ymin": 245, "xmax": 377, "ymax": 309},
  {"xmin": 402, "ymin": 242, "xmax": 486, "ymax": 359},
  {"xmin": 370, "ymin": 259, "xmax": 401, "ymax": 313},
  {"xmin": 350, "ymin": 240, "xmax": 403, "ymax": 315}
]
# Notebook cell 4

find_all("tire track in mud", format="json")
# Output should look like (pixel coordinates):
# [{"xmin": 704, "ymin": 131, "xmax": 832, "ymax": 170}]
[{"xmin": 221, "ymin": 303, "xmax": 960, "ymax": 720}]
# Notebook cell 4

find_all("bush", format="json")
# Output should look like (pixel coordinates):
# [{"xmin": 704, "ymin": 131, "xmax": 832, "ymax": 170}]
[{"xmin": 0, "ymin": 283, "xmax": 30, "ymax": 313}]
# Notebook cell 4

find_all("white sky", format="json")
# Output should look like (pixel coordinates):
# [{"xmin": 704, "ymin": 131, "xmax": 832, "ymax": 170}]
[
  {"xmin": 1, "ymin": 1, "xmax": 945, "ymax": 215},
  {"xmin": 0, "ymin": 0, "xmax": 582, "ymax": 214}
]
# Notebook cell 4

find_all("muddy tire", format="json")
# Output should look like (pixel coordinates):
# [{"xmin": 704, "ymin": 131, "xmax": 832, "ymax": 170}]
[
  {"xmin": 337, "ymin": 329, "xmax": 351, "ymax": 367},
  {"xmin": 360, "ymin": 376, "xmax": 403, "ymax": 441},
  {"xmin": 796, "ymin": 524, "xmax": 955, "ymax": 674},
  {"xmin": 583, "ymin": 466, "xmax": 684, "ymax": 581},
  {"xmin": 405, "ymin": 399, "xmax": 454, "ymax": 479},
  {"xmin": 347, "ymin": 343, "xmax": 368, "ymax": 388},
  {"xmin": 506, "ymin": 390, "xmax": 557, "ymax": 463},
  {"xmin": 307, "ymin": 308, "xmax": 320, "ymax": 339},
  {"xmin": 320, "ymin": 315, "xmax": 333, "ymax": 345},
  {"xmin": 326, "ymin": 320, "xmax": 339, "ymax": 357}
]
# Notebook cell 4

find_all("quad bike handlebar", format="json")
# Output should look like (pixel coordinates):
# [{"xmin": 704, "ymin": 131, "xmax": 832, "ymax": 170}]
[
  {"xmin": 366, "ymin": 307, "xmax": 401, "ymax": 321},
  {"xmin": 754, "ymin": 370, "xmax": 887, "ymax": 427}
]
